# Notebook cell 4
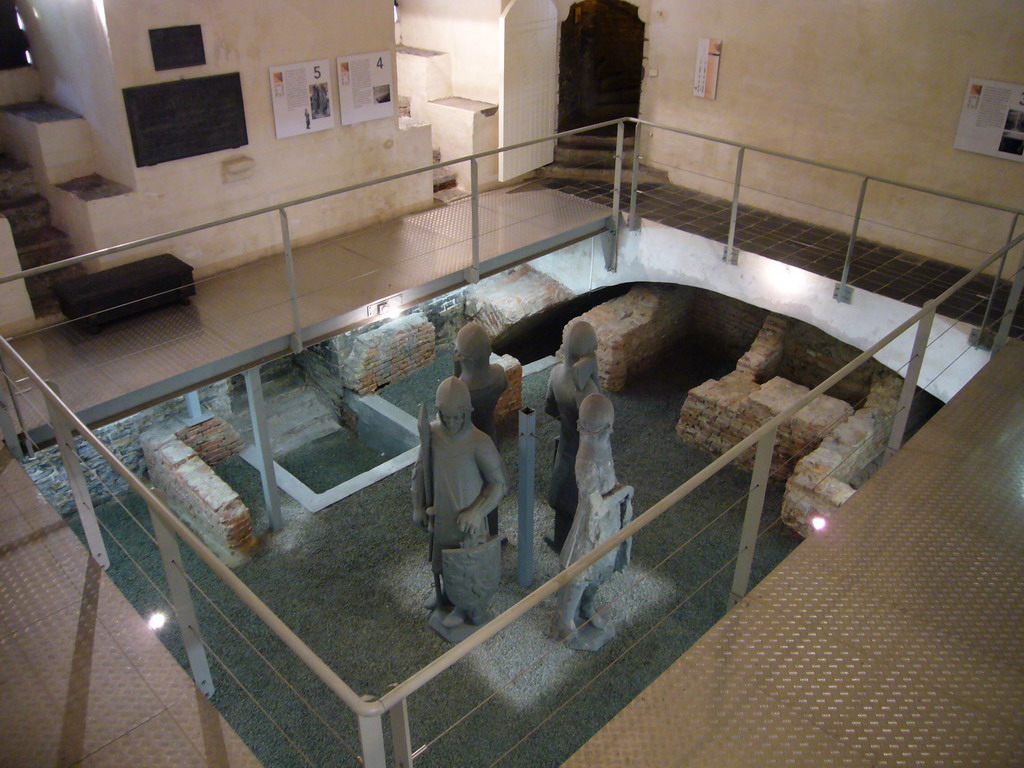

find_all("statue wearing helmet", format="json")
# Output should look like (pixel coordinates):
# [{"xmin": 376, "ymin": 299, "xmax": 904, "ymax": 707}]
[{"xmin": 412, "ymin": 376, "xmax": 506, "ymax": 641}]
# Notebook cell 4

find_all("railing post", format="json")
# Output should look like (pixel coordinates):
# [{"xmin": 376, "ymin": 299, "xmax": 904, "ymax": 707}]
[
  {"xmin": 834, "ymin": 176, "xmax": 869, "ymax": 304},
  {"xmin": 723, "ymin": 146, "xmax": 745, "ymax": 265},
  {"xmin": 971, "ymin": 213, "xmax": 1018, "ymax": 349},
  {"xmin": 389, "ymin": 696, "xmax": 414, "ymax": 768},
  {"xmin": 727, "ymin": 424, "xmax": 776, "ymax": 609},
  {"xmin": 885, "ymin": 309, "xmax": 935, "ymax": 459},
  {"xmin": 627, "ymin": 125, "xmax": 641, "ymax": 231},
  {"xmin": 0, "ymin": 355, "xmax": 24, "ymax": 460},
  {"xmin": 244, "ymin": 366, "xmax": 284, "ymax": 530},
  {"xmin": 358, "ymin": 707, "xmax": 387, "ymax": 768},
  {"xmin": 278, "ymin": 208, "xmax": 303, "ymax": 354},
  {"xmin": 517, "ymin": 407, "xmax": 536, "ymax": 588},
  {"xmin": 611, "ymin": 120, "xmax": 625, "ymax": 231},
  {"xmin": 148, "ymin": 503, "xmax": 216, "ymax": 696},
  {"xmin": 44, "ymin": 381, "xmax": 109, "ymax": 569},
  {"xmin": 993, "ymin": 240, "xmax": 1024, "ymax": 355},
  {"xmin": 0, "ymin": 351, "xmax": 28, "ymax": 458},
  {"xmin": 467, "ymin": 158, "xmax": 481, "ymax": 284}
]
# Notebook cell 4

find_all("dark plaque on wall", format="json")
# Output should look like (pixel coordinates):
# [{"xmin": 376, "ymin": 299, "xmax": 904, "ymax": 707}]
[
  {"xmin": 122, "ymin": 73, "xmax": 248, "ymax": 167},
  {"xmin": 149, "ymin": 25, "xmax": 206, "ymax": 71}
]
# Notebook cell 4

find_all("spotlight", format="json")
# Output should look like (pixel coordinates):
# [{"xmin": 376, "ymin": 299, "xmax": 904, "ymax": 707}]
[
  {"xmin": 810, "ymin": 516, "xmax": 827, "ymax": 531},
  {"xmin": 148, "ymin": 612, "xmax": 167, "ymax": 630}
]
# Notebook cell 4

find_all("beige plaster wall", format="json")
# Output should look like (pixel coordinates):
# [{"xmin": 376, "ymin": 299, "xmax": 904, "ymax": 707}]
[
  {"xmin": 0, "ymin": 67, "xmax": 41, "ymax": 109},
  {"xmin": 640, "ymin": 0, "xmax": 1024, "ymax": 270},
  {"xmin": 397, "ymin": 0, "xmax": 503, "ymax": 105},
  {"xmin": 14, "ymin": 0, "xmax": 433, "ymax": 276}
]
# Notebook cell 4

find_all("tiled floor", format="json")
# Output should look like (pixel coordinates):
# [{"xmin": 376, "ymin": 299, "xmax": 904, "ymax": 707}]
[
  {"xmin": 564, "ymin": 340, "xmax": 1024, "ymax": 767},
  {"xmin": 542, "ymin": 178, "xmax": 1024, "ymax": 339},
  {"xmin": 0, "ymin": 447, "xmax": 262, "ymax": 767}
]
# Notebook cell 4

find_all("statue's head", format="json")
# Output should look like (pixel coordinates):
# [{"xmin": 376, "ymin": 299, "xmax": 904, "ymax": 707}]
[
  {"xmin": 578, "ymin": 393, "xmax": 614, "ymax": 436},
  {"xmin": 454, "ymin": 322, "xmax": 491, "ymax": 366},
  {"xmin": 565, "ymin": 321, "xmax": 597, "ymax": 361},
  {"xmin": 436, "ymin": 376, "xmax": 473, "ymax": 433}
]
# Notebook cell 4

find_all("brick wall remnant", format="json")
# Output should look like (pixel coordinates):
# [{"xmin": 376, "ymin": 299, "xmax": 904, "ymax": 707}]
[
  {"xmin": 142, "ymin": 432, "xmax": 257, "ymax": 565},
  {"xmin": 175, "ymin": 417, "xmax": 244, "ymax": 466},
  {"xmin": 736, "ymin": 314, "xmax": 786, "ymax": 381},
  {"xmin": 782, "ymin": 372, "xmax": 901, "ymax": 536},
  {"xmin": 687, "ymin": 291, "xmax": 768, "ymax": 362},
  {"xmin": 562, "ymin": 285, "xmax": 693, "ymax": 391},
  {"xmin": 493, "ymin": 354, "xmax": 523, "ymax": 434},
  {"xmin": 467, "ymin": 265, "xmax": 574, "ymax": 343},
  {"xmin": 339, "ymin": 312, "xmax": 436, "ymax": 395}
]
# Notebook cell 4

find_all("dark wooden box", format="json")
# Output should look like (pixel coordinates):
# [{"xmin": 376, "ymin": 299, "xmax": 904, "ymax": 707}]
[{"xmin": 53, "ymin": 253, "xmax": 195, "ymax": 332}]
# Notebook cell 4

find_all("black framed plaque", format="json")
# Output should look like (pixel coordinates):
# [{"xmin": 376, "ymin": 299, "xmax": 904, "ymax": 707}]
[
  {"xmin": 149, "ymin": 25, "xmax": 206, "ymax": 71},
  {"xmin": 123, "ymin": 73, "xmax": 248, "ymax": 167}
]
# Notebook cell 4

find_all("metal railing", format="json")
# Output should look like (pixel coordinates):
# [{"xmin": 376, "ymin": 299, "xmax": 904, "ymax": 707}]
[{"xmin": 1, "ymin": 114, "xmax": 1022, "ymax": 766}]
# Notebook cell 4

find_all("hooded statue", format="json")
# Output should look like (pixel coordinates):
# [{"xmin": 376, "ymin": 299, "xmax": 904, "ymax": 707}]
[
  {"xmin": 412, "ymin": 377, "xmax": 506, "ymax": 640},
  {"xmin": 552, "ymin": 393, "xmax": 633, "ymax": 652},
  {"xmin": 544, "ymin": 320, "xmax": 602, "ymax": 551}
]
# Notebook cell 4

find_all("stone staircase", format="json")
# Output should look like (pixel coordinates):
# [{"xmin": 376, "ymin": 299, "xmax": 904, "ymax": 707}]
[
  {"xmin": 536, "ymin": 132, "xmax": 668, "ymax": 184},
  {"xmin": 0, "ymin": 153, "xmax": 77, "ymax": 318}
]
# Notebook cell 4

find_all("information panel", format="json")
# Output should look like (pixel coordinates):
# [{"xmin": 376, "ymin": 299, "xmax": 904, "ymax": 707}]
[
  {"xmin": 270, "ymin": 59, "xmax": 333, "ymax": 138},
  {"xmin": 337, "ymin": 51, "xmax": 394, "ymax": 126},
  {"xmin": 954, "ymin": 77, "xmax": 1024, "ymax": 163},
  {"xmin": 123, "ymin": 73, "xmax": 248, "ymax": 167},
  {"xmin": 149, "ymin": 25, "xmax": 206, "ymax": 71}
]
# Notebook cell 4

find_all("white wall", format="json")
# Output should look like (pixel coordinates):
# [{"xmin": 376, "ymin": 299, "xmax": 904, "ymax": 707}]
[
  {"xmin": 640, "ymin": 0, "xmax": 1024, "ymax": 270},
  {"xmin": 397, "ymin": 0, "xmax": 503, "ymax": 105},
  {"xmin": 14, "ymin": 0, "xmax": 433, "ymax": 276}
]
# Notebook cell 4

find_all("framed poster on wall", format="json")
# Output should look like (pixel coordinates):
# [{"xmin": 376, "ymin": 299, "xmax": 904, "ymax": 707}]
[
  {"xmin": 269, "ymin": 59, "xmax": 334, "ymax": 139},
  {"xmin": 337, "ymin": 51, "xmax": 394, "ymax": 126},
  {"xmin": 954, "ymin": 78, "xmax": 1024, "ymax": 163}
]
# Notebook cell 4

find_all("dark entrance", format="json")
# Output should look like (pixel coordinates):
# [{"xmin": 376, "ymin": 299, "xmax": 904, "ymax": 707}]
[
  {"xmin": 557, "ymin": 0, "xmax": 645, "ymax": 133},
  {"xmin": 0, "ymin": 1, "xmax": 30, "ymax": 69}
]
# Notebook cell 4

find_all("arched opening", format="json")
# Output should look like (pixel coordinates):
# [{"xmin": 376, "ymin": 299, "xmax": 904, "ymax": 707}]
[{"xmin": 558, "ymin": 0, "xmax": 644, "ymax": 133}]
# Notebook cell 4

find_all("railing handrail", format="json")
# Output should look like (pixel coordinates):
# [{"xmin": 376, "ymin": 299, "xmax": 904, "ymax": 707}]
[
  {"xmin": 630, "ymin": 117, "xmax": 1024, "ymax": 218},
  {"xmin": 0, "ymin": 338, "xmax": 389, "ymax": 716},
  {"xmin": 1, "ymin": 116, "xmax": 1019, "ymax": 289},
  {"xmin": 376, "ymin": 229, "xmax": 1024, "ymax": 709}
]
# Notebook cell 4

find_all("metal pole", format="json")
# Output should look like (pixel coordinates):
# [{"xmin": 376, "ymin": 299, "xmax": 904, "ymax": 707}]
[
  {"xmin": 885, "ymin": 309, "xmax": 935, "ymax": 459},
  {"xmin": 724, "ymin": 146, "xmax": 745, "ymax": 265},
  {"xmin": 517, "ymin": 407, "xmax": 536, "ymax": 588},
  {"xmin": 611, "ymin": 120, "xmax": 625, "ymax": 232},
  {"xmin": 278, "ymin": 208, "xmax": 303, "ymax": 354},
  {"xmin": 727, "ymin": 424, "xmax": 776, "ymax": 609},
  {"xmin": 627, "ymin": 126, "xmax": 641, "ymax": 231},
  {"xmin": 244, "ymin": 366, "xmax": 284, "ymax": 530},
  {"xmin": 148, "ymin": 504, "xmax": 215, "ymax": 697},
  {"xmin": 358, "ymin": 710, "xmax": 387, "ymax": 768},
  {"xmin": 835, "ymin": 176, "xmax": 869, "ymax": 304},
  {"xmin": 993, "ymin": 241, "xmax": 1024, "ymax": 354},
  {"xmin": 0, "ymin": 360, "xmax": 23, "ymax": 460},
  {"xmin": 467, "ymin": 158, "xmax": 481, "ymax": 284},
  {"xmin": 389, "ymin": 697, "xmax": 414, "ymax": 768},
  {"xmin": 0, "ymin": 351, "xmax": 28, "ymax": 458},
  {"xmin": 973, "ymin": 213, "xmax": 1018, "ymax": 349},
  {"xmin": 44, "ymin": 381, "xmax": 109, "ymax": 569}
]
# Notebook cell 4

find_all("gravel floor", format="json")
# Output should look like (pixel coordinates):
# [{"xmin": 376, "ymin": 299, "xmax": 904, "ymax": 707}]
[{"xmin": 71, "ymin": 340, "xmax": 800, "ymax": 768}]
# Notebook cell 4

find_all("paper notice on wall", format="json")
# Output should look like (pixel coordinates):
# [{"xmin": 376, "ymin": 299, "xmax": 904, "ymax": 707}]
[
  {"xmin": 693, "ymin": 38, "xmax": 722, "ymax": 100},
  {"xmin": 337, "ymin": 51, "xmax": 395, "ymax": 126},
  {"xmin": 269, "ymin": 60, "xmax": 333, "ymax": 139},
  {"xmin": 954, "ymin": 77, "xmax": 1024, "ymax": 163}
]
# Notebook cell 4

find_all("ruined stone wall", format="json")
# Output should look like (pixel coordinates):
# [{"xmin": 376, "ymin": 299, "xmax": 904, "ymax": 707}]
[
  {"xmin": 142, "ymin": 432, "xmax": 257, "ymax": 565},
  {"xmin": 494, "ymin": 354, "xmax": 523, "ymax": 435},
  {"xmin": 467, "ymin": 265, "xmax": 574, "ymax": 344},
  {"xmin": 564, "ymin": 284, "xmax": 693, "ymax": 391},
  {"xmin": 687, "ymin": 291, "xmax": 769, "ymax": 363}
]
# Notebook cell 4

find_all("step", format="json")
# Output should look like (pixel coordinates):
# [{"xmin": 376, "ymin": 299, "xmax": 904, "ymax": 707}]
[
  {"xmin": 56, "ymin": 173, "xmax": 132, "ymax": 201},
  {"xmin": 557, "ymin": 133, "xmax": 635, "ymax": 150},
  {"xmin": 0, "ymin": 193, "xmax": 50, "ymax": 238},
  {"xmin": 553, "ymin": 145, "xmax": 636, "ymax": 169},
  {"xmin": 534, "ymin": 163, "xmax": 669, "ymax": 185},
  {"xmin": 12, "ymin": 225, "xmax": 79, "ymax": 319},
  {"xmin": 0, "ymin": 154, "xmax": 35, "ymax": 202}
]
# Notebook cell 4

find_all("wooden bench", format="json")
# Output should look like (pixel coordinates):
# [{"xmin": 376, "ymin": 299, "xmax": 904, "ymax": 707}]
[{"xmin": 53, "ymin": 253, "xmax": 195, "ymax": 332}]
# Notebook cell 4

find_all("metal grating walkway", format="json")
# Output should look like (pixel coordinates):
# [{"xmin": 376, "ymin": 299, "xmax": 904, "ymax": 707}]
[{"xmin": 563, "ymin": 340, "xmax": 1024, "ymax": 768}]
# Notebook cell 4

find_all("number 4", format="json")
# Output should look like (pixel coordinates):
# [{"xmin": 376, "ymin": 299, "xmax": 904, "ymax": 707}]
[{"xmin": 376, "ymin": 57, "xmax": 384, "ymax": 69}]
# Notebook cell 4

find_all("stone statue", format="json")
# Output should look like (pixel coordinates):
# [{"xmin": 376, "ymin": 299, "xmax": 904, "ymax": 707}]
[
  {"xmin": 552, "ymin": 393, "xmax": 633, "ymax": 652},
  {"xmin": 412, "ymin": 376, "xmax": 506, "ymax": 642},
  {"xmin": 454, "ymin": 321, "xmax": 508, "ymax": 536},
  {"xmin": 544, "ymin": 320, "xmax": 601, "ymax": 551}
]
